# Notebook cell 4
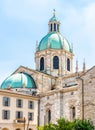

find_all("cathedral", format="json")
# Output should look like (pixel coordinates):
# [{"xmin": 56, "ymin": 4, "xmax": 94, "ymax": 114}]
[{"xmin": 0, "ymin": 11, "xmax": 95, "ymax": 130}]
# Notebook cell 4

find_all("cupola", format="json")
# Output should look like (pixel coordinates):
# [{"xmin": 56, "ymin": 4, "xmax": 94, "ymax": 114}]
[{"xmin": 48, "ymin": 9, "xmax": 60, "ymax": 32}]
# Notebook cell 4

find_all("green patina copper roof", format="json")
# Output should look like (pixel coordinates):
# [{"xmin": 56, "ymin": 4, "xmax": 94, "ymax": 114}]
[
  {"xmin": 49, "ymin": 15, "xmax": 58, "ymax": 22},
  {"xmin": 0, "ymin": 73, "xmax": 36, "ymax": 89},
  {"xmin": 38, "ymin": 32, "xmax": 72, "ymax": 52}
]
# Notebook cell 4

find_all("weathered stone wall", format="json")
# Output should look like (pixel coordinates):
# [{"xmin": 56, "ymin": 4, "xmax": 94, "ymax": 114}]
[
  {"xmin": 39, "ymin": 92, "xmax": 61, "ymax": 125},
  {"xmin": 39, "ymin": 84, "xmax": 80, "ymax": 126},
  {"xmin": 62, "ymin": 87, "xmax": 80, "ymax": 120},
  {"xmin": 81, "ymin": 67, "xmax": 95, "ymax": 124}
]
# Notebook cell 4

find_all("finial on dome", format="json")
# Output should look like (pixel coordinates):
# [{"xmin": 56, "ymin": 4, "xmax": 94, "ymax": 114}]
[{"xmin": 53, "ymin": 9, "xmax": 56, "ymax": 16}]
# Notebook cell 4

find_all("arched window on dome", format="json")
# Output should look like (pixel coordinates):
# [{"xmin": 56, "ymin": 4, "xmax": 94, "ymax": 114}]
[
  {"xmin": 54, "ymin": 23, "xmax": 56, "ymax": 31},
  {"xmin": 40, "ymin": 57, "xmax": 44, "ymax": 71},
  {"xmin": 53, "ymin": 56, "xmax": 59, "ymax": 69},
  {"xmin": 67, "ymin": 58, "xmax": 70, "ymax": 71}
]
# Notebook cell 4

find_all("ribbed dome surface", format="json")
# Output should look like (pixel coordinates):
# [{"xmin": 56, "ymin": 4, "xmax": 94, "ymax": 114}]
[
  {"xmin": 38, "ymin": 32, "xmax": 72, "ymax": 52},
  {"xmin": 0, "ymin": 73, "xmax": 36, "ymax": 89}
]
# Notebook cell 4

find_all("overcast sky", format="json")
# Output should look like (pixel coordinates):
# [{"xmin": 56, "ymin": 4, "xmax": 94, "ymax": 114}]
[{"xmin": 0, "ymin": 0, "xmax": 95, "ymax": 84}]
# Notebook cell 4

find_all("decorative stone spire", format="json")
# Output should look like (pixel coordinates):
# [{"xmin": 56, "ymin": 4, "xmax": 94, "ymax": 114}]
[
  {"xmin": 76, "ymin": 59, "xmax": 78, "ymax": 73},
  {"xmin": 71, "ymin": 43, "xmax": 73, "ymax": 53},
  {"xmin": 36, "ymin": 40, "xmax": 38, "ymax": 51},
  {"xmin": 83, "ymin": 58, "xmax": 86, "ymax": 72}
]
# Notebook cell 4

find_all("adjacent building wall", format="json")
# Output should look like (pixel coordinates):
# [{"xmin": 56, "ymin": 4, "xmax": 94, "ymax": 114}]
[{"xmin": 0, "ymin": 90, "xmax": 38, "ymax": 130}]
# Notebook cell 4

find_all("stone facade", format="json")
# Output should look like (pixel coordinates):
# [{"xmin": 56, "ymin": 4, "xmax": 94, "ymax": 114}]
[{"xmin": 80, "ymin": 67, "xmax": 95, "ymax": 124}]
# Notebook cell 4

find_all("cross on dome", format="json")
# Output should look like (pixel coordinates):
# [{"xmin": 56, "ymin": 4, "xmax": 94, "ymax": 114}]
[{"xmin": 53, "ymin": 9, "xmax": 56, "ymax": 16}]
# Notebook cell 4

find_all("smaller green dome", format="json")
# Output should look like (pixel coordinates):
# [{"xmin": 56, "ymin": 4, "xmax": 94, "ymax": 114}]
[
  {"xmin": 49, "ymin": 15, "xmax": 58, "ymax": 22},
  {"xmin": 38, "ymin": 32, "xmax": 72, "ymax": 52},
  {"xmin": 0, "ymin": 73, "xmax": 36, "ymax": 89}
]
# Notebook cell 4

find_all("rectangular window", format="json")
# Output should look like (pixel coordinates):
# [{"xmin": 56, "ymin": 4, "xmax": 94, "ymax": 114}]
[
  {"xmin": 2, "ymin": 110, "xmax": 10, "ymax": 120},
  {"xmin": 3, "ymin": 97, "xmax": 10, "ymax": 106},
  {"xmin": 28, "ymin": 101, "xmax": 34, "ymax": 109},
  {"xmin": 16, "ymin": 99, "xmax": 23, "ymax": 108},
  {"xmin": 16, "ymin": 111, "xmax": 23, "ymax": 119},
  {"xmin": 28, "ymin": 112, "xmax": 34, "ymax": 121}
]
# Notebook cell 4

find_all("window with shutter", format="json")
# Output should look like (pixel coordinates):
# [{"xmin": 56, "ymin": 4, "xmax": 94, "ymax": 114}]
[
  {"xmin": 2, "ymin": 110, "xmax": 10, "ymax": 120},
  {"xmin": 16, "ymin": 99, "xmax": 23, "ymax": 108},
  {"xmin": 16, "ymin": 111, "xmax": 23, "ymax": 119},
  {"xmin": 28, "ymin": 101, "xmax": 34, "ymax": 109},
  {"xmin": 28, "ymin": 112, "xmax": 34, "ymax": 121},
  {"xmin": 3, "ymin": 97, "xmax": 10, "ymax": 106}
]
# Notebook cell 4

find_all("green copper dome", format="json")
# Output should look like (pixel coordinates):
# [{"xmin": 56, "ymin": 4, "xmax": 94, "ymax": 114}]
[
  {"xmin": 38, "ymin": 32, "xmax": 72, "ymax": 52},
  {"xmin": 0, "ymin": 73, "xmax": 36, "ymax": 89}
]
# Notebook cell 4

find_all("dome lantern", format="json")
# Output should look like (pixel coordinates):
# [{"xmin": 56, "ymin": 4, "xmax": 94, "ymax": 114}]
[{"xmin": 48, "ymin": 9, "xmax": 60, "ymax": 32}]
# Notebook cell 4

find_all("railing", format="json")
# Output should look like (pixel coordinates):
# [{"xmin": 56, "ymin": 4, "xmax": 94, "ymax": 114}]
[
  {"xmin": 14, "ymin": 118, "xmax": 26, "ymax": 123},
  {"xmin": 14, "ymin": 117, "xmax": 32, "ymax": 130}
]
